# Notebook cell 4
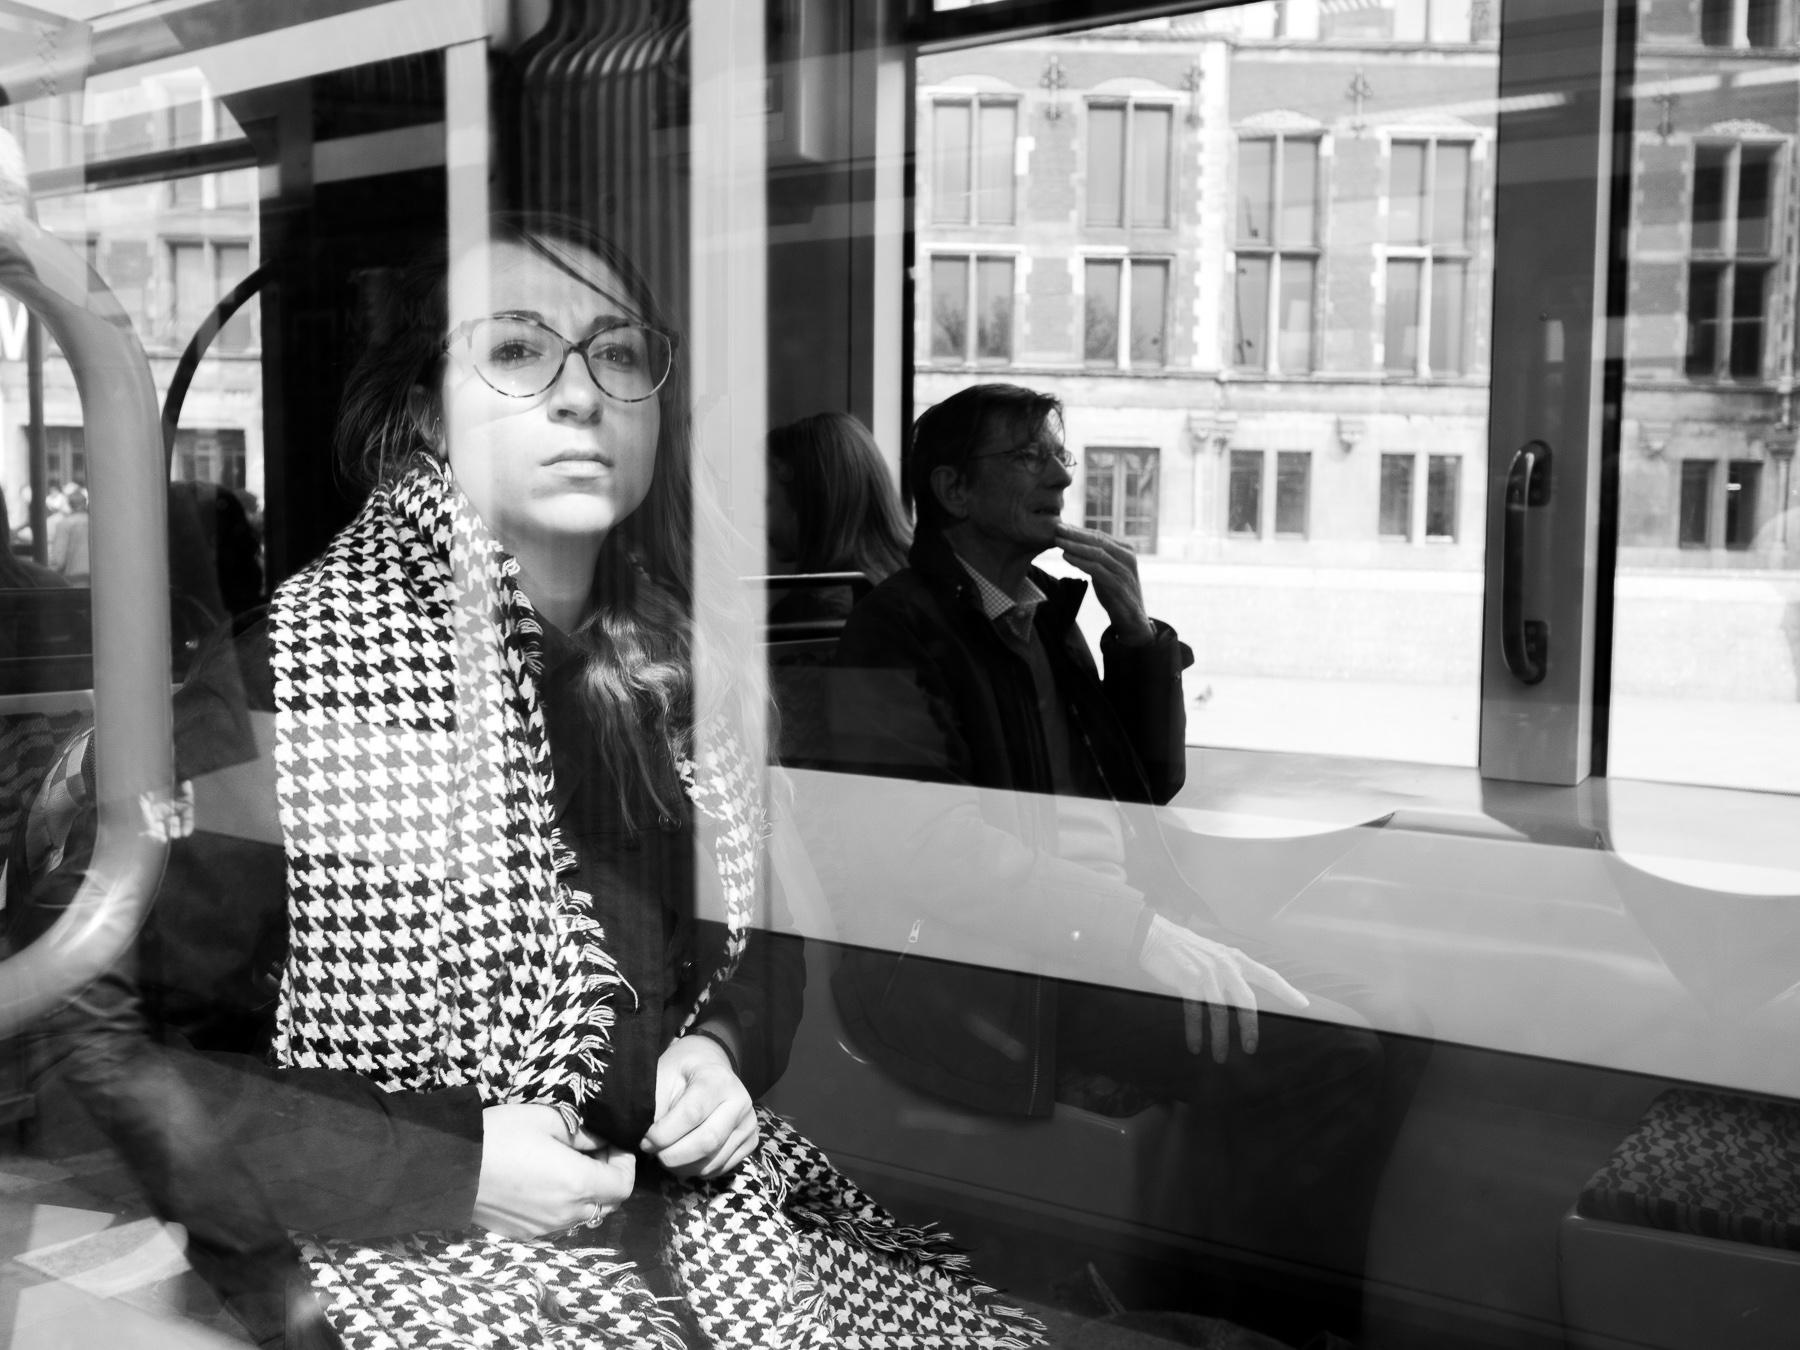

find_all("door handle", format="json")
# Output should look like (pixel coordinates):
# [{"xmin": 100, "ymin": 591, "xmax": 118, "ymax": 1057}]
[{"xmin": 1501, "ymin": 439, "xmax": 1551, "ymax": 686}]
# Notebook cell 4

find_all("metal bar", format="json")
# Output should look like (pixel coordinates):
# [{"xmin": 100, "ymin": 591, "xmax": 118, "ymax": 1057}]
[
  {"xmin": 27, "ymin": 138, "xmax": 257, "ymax": 201},
  {"xmin": 0, "ymin": 216, "xmax": 172, "ymax": 1038},
  {"xmin": 25, "ymin": 316, "xmax": 45, "ymax": 566},
  {"xmin": 1478, "ymin": 0, "xmax": 1621, "ymax": 785}
]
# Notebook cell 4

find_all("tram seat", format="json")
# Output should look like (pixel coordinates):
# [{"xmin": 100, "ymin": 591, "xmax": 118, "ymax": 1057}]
[{"xmin": 1559, "ymin": 1088, "xmax": 1800, "ymax": 1350}]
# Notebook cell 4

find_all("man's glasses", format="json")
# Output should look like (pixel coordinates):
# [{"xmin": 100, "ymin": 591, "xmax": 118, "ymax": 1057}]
[
  {"xmin": 445, "ymin": 314, "xmax": 676, "ymax": 403},
  {"xmin": 969, "ymin": 437, "xmax": 1076, "ymax": 475}
]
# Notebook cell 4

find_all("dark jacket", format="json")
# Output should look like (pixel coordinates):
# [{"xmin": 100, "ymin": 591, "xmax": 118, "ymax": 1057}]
[
  {"xmin": 6, "ymin": 610, "xmax": 803, "ymax": 1331},
  {"xmin": 824, "ymin": 529, "xmax": 1195, "ymax": 1116}
]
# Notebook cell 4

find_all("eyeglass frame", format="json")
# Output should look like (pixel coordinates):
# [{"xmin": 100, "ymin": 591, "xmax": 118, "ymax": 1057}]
[
  {"xmin": 966, "ymin": 436, "xmax": 1077, "ymax": 475},
  {"xmin": 442, "ymin": 313, "xmax": 680, "ymax": 403}
]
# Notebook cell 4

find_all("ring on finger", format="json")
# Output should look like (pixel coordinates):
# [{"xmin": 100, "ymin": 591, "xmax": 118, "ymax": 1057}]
[{"xmin": 584, "ymin": 1198, "xmax": 601, "ymax": 1227}]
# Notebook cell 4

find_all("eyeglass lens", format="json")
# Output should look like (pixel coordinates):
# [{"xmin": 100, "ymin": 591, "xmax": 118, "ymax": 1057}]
[{"xmin": 468, "ymin": 317, "xmax": 671, "ymax": 401}]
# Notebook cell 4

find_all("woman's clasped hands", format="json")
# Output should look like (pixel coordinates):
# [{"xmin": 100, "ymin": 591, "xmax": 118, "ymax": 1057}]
[
  {"xmin": 641, "ymin": 1031, "xmax": 759, "ymax": 1179},
  {"xmin": 474, "ymin": 1104, "xmax": 637, "ymax": 1238}
]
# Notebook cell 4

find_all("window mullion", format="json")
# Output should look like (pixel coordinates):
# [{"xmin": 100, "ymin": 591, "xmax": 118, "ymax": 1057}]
[{"xmin": 1479, "ymin": 0, "xmax": 1620, "ymax": 784}]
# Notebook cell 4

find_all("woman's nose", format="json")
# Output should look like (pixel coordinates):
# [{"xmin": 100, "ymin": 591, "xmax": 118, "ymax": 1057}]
[
  {"xmin": 546, "ymin": 349, "xmax": 602, "ymax": 420},
  {"xmin": 1045, "ymin": 457, "xmax": 1074, "ymax": 488}
]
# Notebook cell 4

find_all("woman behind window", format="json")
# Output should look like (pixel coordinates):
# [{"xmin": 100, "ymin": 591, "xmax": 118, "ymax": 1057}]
[
  {"xmin": 766, "ymin": 411, "xmax": 910, "ymax": 626},
  {"xmin": 12, "ymin": 214, "xmax": 1043, "ymax": 1349}
]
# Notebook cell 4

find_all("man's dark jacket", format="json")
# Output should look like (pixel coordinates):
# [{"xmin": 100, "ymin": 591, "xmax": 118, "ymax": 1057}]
[{"xmin": 826, "ymin": 529, "xmax": 1196, "ymax": 1116}]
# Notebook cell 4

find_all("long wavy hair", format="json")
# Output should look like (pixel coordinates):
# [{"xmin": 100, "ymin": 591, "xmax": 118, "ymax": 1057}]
[
  {"xmin": 767, "ymin": 412, "xmax": 911, "ymax": 581},
  {"xmin": 335, "ymin": 212, "xmax": 763, "ymax": 824}
]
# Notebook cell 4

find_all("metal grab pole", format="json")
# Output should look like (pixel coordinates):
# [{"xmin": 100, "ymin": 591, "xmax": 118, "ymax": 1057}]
[
  {"xmin": 0, "ymin": 211, "xmax": 172, "ymax": 1038},
  {"xmin": 25, "ymin": 314, "xmax": 45, "ymax": 564}
]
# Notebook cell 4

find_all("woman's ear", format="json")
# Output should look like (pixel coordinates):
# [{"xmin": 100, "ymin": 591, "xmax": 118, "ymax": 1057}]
[
  {"xmin": 406, "ymin": 384, "xmax": 445, "ymax": 456},
  {"xmin": 929, "ymin": 464, "xmax": 972, "ymax": 523}
]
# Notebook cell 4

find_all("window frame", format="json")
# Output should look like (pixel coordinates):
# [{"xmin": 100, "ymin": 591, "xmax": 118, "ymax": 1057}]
[
  {"xmin": 1084, "ymin": 95, "xmax": 1179, "ymax": 232},
  {"xmin": 1232, "ymin": 131, "xmax": 1322, "ymax": 376},
  {"xmin": 1080, "ymin": 251, "xmax": 1172, "ymax": 370},
  {"xmin": 1082, "ymin": 445, "xmax": 1161, "ymax": 552},
  {"xmin": 1381, "ymin": 134, "xmax": 1480, "ymax": 379},
  {"xmin": 925, "ymin": 248, "xmax": 1019, "ymax": 366},
  {"xmin": 929, "ymin": 93, "xmax": 1021, "ymax": 226},
  {"xmin": 1683, "ymin": 137, "xmax": 1784, "ymax": 385}
]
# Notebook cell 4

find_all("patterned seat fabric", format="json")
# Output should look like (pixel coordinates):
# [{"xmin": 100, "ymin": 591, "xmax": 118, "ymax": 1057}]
[{"xmin": 1578, "ymin": 1088, "xmax": 1800, "ymax": 1250}]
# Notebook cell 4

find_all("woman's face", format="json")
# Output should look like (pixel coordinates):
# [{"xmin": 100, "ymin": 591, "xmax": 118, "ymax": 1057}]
[{"xmin": 440, "ymin": 238, "xmax": 662, "ymax": 557}]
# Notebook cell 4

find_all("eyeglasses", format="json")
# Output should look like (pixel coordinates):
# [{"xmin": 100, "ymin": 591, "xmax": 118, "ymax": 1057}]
[
  {"xmin": 969, "ymin": 437, "xmax": 1076, "ymax": 475},
  {"xmin": 445, "ymin": 314, "xmax": 676, "ymax": 403}
]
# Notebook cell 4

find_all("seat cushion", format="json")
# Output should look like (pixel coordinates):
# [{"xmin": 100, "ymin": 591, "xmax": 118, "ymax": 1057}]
[{"xmin": 1578, "ymin": 1088, "xmax": 1800, "ymax": 1250}]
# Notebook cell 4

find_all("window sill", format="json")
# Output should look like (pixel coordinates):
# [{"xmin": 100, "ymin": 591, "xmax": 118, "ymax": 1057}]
[{"xmin": 1170, "ymin": 742, "xmax": 1800, "ymax": 1097}]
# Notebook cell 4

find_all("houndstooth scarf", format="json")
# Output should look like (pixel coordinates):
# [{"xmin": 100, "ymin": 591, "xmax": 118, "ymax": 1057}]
[{"xmin": 268, "ymin": 462, "xmax": 1046, "ymax": 1349}]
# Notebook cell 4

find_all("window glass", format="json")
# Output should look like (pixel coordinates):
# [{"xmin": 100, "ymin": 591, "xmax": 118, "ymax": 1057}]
[
  {"xmin": 1612, "ymin": 24, "xmax": 1800, "ymax": 791},
  {"xmin": 1237, "ymin": 137, "xmax": 1274, "ymax": 242},
  {"xmin": 1685, "ymin": 263, "xmax": 1723, "ymax": 375},
  {"xmin": 977, "ymin": 101, "xmax": 1017, "ymax": 224},
  {"xmin": 1274, "ymin": 450, "xmax": 1310, "ymax": 535},
  {"xmin": 1086, "ymin": 446, "xmax": 1159, "ymax": 551},
  {"xmin": 1725, "ymin": 460, "xmax": 1760, "ymax": 548},
  {"xmin": 1084, "ymin": 258, "xmax": 1121, "ymax": 362},
  {"xmin": 1426, "ymin": 454, "xmax": 1460, "ymax": 538},
  {"xmin": 1737, "ymin": 148, "xmax": 1773, "ymax": 253},
  {"xmin": 931, "ymin": 255, "xmax": 969, "ymax": 358},
  {"xmin": 1228, "ymin": 449, "xmax": 1263, "ymax": 535},
  {"xmin": 1433, "ymin": 142, "xmax": 1470, "ymax": 247},
  {"xmin": 1389, "ymin": 141, "xmax": 1428, "ymax": 245},
  {"xmin": 1087, "ymin": 104, "xmax": 1126, "ymax": 226},
  {"xmin": 1279, "ymin": 138, "xmax": 1317, "ymax": 246},
  {"xmin": 1430, "ymin": 259, "xmax": 1467, "ymax": 373},
  {"xmin": 1385, "ymin": 257, "xmax": 1422, "ymax": 371},
  {"xmin": 1747, "ymin": 0, "xmax": 1779, "ymax": 45},
  {"xmin": 1678, "ymin": 460, "xmax": 1714, "ymax": 546},
  {"xmin": 1691, "ymin": 144, "xmax": 1728, "ymax": 251},
  {"xmin": 1129, "ymin": 258, "xmax": 1168, "ymax": 365},
  {"xmin": 1380, "ymin": 452, "xmax": 1414, "ymax": 537},
  {"xmin": 1130, "ymin": 105, "xmax": 1172, "ymax": 226},
  {"xmin": 934, "ymin": 101, "xmax": 972, "ymax": 222},
  {"xmin": 975, "ymin": 256, "xmax": 1014, "ymax": 360},
  {"xmin": 1233, "ymin": 254, "xmax": 1269, "ymax": 367},
  {"xmin": 1278, "ymin": 256, "xmax": 1315, "ymax": 373},
  {"xmin": 1701, "ymin": 0, "xmax": 1733, "ymax": 44}
]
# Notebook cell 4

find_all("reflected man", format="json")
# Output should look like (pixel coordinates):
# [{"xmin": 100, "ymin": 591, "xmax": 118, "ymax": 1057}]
[{"xmin": 825, "ymin": 382, "xmax": 1409, "ymax": 1274}]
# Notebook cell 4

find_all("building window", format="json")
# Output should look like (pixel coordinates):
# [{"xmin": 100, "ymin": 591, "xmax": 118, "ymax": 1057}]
[
  {"xmin": 1275, "ymin": 451, "xmax": 1311, "ymax": 536},
  {"xmin": 1678, "ymin": 460, "xmax": 1713, "ymax": 546},
  {"xmin": 168, "ymin": 240, "xmax": 259, "ymax": 351},
  {"xmin": 1391, "ymin": 0, "xmax": 1477, "ymax": 41},
  {"xmin": 214, "ymin": 242, "xmax": 254, "ymax": 351},
  {"xmin": 929, "ymin": 254, "xmax": 1013, "ymax": 363},
  {"xmin": 1725, "ymin": 459, "xmax": 1760, "ymax": 548},
  {"xmin": 1384, "ymin": 138, "xmax": 1475, "ymax": 376},
  {"xmin": 1234, "ymin": 135, "xmax": 1319, "ymax": 374},
  {"xmin": 1686, "ymin": 143, "xmax": 1778, "ymax": 382},
  {"xmin": 1083, "ymin": 257, "xmax": 1169, "ymax": 368},
  {"xmin": 1701, "ymin": 0, "xmax": 1779, "ymax": 46},
  {"xmin": 1228, "ymin": 450, "xmax": 1263, "ymax": 536},
  {"xmin": 1084, "ymin": 447, "xmax": 1160, "ymax": 552},
  {"xmin": 1426, "ymin": 454, "xmax": 1461, "ymax": 540},
  {"xmin": 1379, "ymin": 453, "xmax": 1414, "ymax": 539},
  {"xmin": 173, "ymin": 428, "xmax": 248, "ymax": 491},
  {"xmin": 932, "ymin": 97, "xmax": 1017, "ymax": 225},
  {"xmin": 1088, "ymin": 101, "xmax": 1174, "ymax": 229},
  {"xmin": 44, "ymin": 427, "xmax": 86, "ymax": 487}
]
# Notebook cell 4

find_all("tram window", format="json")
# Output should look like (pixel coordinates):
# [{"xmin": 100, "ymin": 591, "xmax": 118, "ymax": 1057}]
[{"xmin": 0, "ymin": 3, "xmax": 1795, "ymax": 1350}]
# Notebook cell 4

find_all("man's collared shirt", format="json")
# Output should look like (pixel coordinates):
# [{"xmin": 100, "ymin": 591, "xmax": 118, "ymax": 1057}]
[
  {"xmin": 951, "ymin": 551, "xmax": 1129, "ymax": 885},
  {"xmin": 954, "ymin": 554, "xmax": 1047, "ymax": 647}
]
